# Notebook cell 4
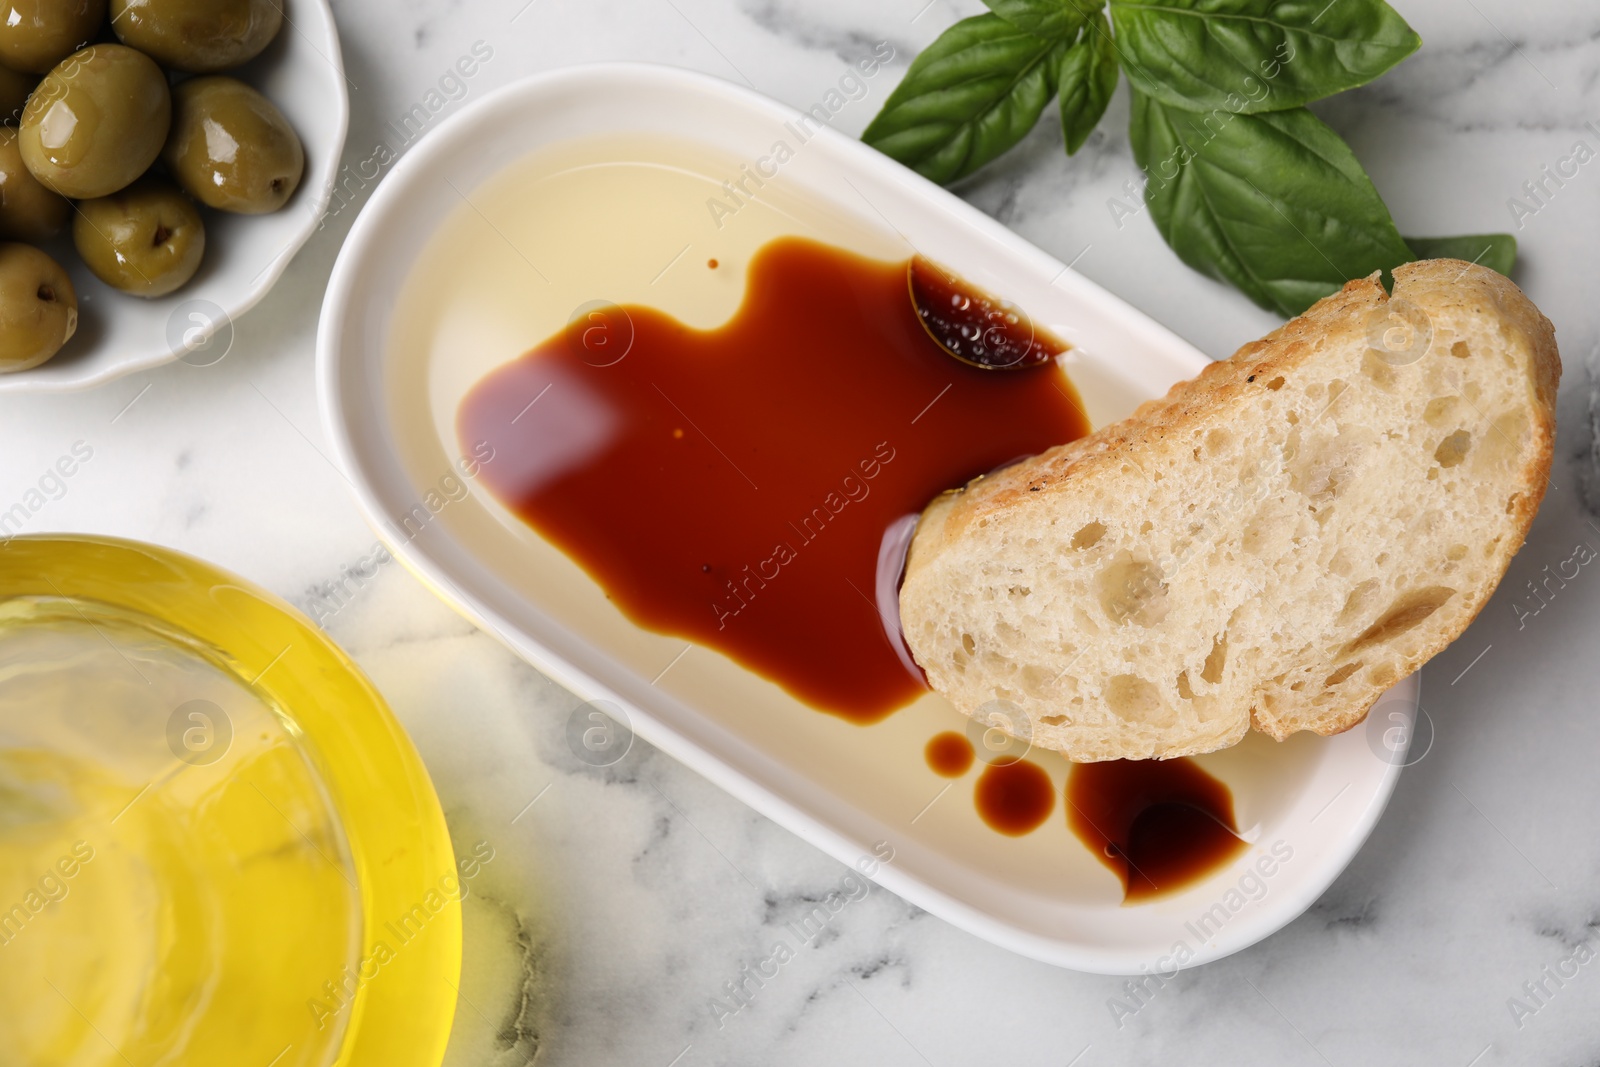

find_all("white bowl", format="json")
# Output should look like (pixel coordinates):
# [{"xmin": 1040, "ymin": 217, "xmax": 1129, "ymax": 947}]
[
  {"xmin": 0, "ymin": 0, "xmax": 349, "ymax": 393},
  {"xmin": 317, "ymin": 63, "xmax": 1419, "ymax": 973}
]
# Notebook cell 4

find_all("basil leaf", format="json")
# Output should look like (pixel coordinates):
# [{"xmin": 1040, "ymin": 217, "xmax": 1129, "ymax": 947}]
[
  {"xmin": 1059, "ymin": 12, "xmax": 1120, "ymax": 154},
  {"xmin": 985, "ymin": 0, "xmax": 1100, "ymax": 40},
  {"xmin": 1110, "ymin": 0, "xmax": 1420, "ymax": 113},
  {"xmin": 1129, "ymin": 91, "xmax": 1415, "ymax": 316},
  {"xmin": 1404, "ymin": 234, "xmax": 1517, "ymax": 276},
  {"xmin": 863, "ymin": 14, "xmax": 1067, "ymax": 184}
]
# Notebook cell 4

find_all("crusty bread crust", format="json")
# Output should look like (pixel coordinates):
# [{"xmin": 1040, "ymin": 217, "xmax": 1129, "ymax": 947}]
[{"xmin": 902, "ymin": 260, "xmax": 1559, "ymax": 758}]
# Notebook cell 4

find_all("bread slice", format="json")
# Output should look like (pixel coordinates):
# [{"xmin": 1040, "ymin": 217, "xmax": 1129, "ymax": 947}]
[{"xmin": 899, "ymin": 260, "xmax": 1559, "ymax": 761}]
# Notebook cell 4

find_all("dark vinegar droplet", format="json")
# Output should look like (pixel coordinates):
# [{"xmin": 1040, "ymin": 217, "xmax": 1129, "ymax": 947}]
[
  {"xmin": 908, "ymin": 256, "xmax": 1066, "ymax": 370},
  {"xmin": 707, "ymin": 258, "xmax": 719, "ymax": 269},
  {"xmin": 925, "ymin": 731, "xmax": 974, "ymax": 777},
  {"xmin": 975, "ymin": 759, "xmax": 1054, "ymax": 835},
  {"xmin": 1066, "ymin": 758, "xmax": 1248, "ymax": 904}
]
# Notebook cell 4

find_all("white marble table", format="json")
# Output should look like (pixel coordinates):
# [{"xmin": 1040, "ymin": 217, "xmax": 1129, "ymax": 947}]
[{"xmin": 6, "ymin": 0, "xmax": 1600, "ymax": 1063}]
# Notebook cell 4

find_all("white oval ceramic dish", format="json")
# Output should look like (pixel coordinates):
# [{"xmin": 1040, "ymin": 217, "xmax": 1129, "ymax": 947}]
[
  {"xmin": 0, "ymin": 0, "xmax": 349, "ymax": 393},
  {"xmin": 317, "ymin": 63, "xmax": 1417, "ymax": 973}
]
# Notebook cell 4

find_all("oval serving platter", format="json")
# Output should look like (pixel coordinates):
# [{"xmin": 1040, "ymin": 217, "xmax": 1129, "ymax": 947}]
[{"xmin": 318, "ymin": 63, "xmax": 1416, "ymax": 973}]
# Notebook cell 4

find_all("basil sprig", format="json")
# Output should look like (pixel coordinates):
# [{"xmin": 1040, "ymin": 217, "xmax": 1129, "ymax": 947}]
[{"xmin": 861, "ymin": 0, "xmax": 1516, "ymax": 316}]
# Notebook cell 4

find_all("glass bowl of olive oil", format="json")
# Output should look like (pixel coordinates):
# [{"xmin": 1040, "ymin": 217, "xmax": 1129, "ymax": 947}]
[{"xmin": 0, "ymin": 535, "xmax": 460, "ymax": 1067}]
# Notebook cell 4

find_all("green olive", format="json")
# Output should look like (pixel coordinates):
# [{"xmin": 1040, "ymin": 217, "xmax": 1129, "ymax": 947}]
[
  {"xmin": 0, "ymin": 0, "xmax": 106, "ymax": 74},
  {"xmin": 74, "ymin": 176, "xmax": 205, "ymax": 298},
  {"xmin": 0, "ymin": 127, "xmax": 67, "ymax": 241},
  {"xmin": 19, "ymin": 44, "xmax": 171, "ymax": 199},
  {"xmin": 0, "ymin": 64, "xmax": 35, "ymax": 125},
  {"xmin": 110, "ymin": 0, "xmax": 282, "ymax": 74},
  {"xmin": 0, "ymin": 242, "xmax": 76, "ymax": 372},
  {"xmin": 164, "ymin": 76, "xmax": 301, "ymax": 214}
]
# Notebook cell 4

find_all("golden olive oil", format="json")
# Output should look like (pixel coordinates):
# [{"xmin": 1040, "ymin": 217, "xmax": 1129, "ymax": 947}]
[
  {"xmin": 0, "ymin": 536, "xmax": 462, "ymax": 1067},
  {"xmin": 0, "ymin": 597, "xmax": 359, "ymax": 1066}
]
